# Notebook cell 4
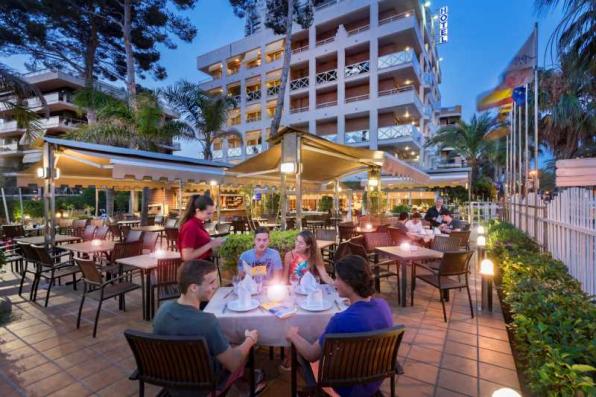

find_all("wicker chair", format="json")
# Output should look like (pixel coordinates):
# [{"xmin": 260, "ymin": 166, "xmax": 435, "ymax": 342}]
[
  {"xmin": 82, "ymin": 225, "xmax": 97, "ymax": 241},
  {"xmin": 388, "ymin": 227, "xmax": 409, "ymax": 245},
  {"xmin": 165, "ymin": 228, "xmax": 179, "ymax": 251},
  {"xmin": 108, "ymin": 224, "xmax": 123, "ymax": 241},
  {"xmin": 31, "ymin": 244, "xmax": 79, "ymax": 307},
  {"xmin": 125, "ymin": 329, "xmax": 255, "ymax": 397},
  {"xmin": 94, "ymin": 225, "xmax": 109, "ymax": 240},
  {"xmin": 72, "ymin": 219, "xmax": 88, "ymax": 237},
  {"xmin": 2, "ymin": 224, "xmax": 25, "ymax": 239},
  {"xmin": 150, "ymin": 258, "xmax": 182, "ymax": 318},
  {"xmin": 165, "ymin": 218, "xmax": 178, "ymax": 228},
  {"xmin": 76, "ymin": 259, "xmax": 140, "ymax": 337},
  {"xmin": 412, "ymin": 251, "xmax": 474, "ymax": 321},
  {"xmin": 154, "ymin": 215, "xmax": 164, "ymax": 225},
  {"xmin": 338, "ymin": 222, "xmax": 356, "ymax": 242},
  {"xmin": 125, "ymin": 230, "xmax": 143, "ymax": 243},
  {"xmin": 1, "ymin": 241, "xmax": 23, "ymax": 272},
  {"xmin": 449, "ymin": 230, "xmax": 471, "ymax": 250},
  {"xmin": 291, "ymin": 325, "xmax": 406, "ymax": 397},
  {"xmin": 142, "ymin": 232, "xmax": 159, "ymax": 253}
]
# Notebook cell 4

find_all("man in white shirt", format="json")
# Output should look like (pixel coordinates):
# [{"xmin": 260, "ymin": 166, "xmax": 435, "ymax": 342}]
[{"xmin": 405, "ymin": 212, "xmax": 425, "ymax": 235}]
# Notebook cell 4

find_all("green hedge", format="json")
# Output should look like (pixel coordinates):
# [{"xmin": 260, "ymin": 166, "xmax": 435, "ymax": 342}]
[
  {"xmin": 487, "ymin": 221, "xmax": 596, "ymax": 396},
  {"xmin": 218, "ymin": 230, "xmax": 299, "ymax": 272}
]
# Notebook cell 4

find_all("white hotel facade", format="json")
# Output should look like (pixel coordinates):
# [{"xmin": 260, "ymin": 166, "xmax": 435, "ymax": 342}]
[{"xmin": 196, "ymin": 0, "xmax": 448, "ymax": 172}]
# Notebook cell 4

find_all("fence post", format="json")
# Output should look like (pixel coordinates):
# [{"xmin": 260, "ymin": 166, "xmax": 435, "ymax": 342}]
[{"xmin": 542, "ymin": 203, "xmax": 548, "ymax": 252}]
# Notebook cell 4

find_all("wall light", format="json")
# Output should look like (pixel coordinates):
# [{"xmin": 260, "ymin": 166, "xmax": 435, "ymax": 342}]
[
  {"xmin": 368, "ymin": 178, "xmax": 379, "ymax": 187},
  {"xmin": 36, "ymin": 167, "xmax": 47, "ymax": 179},
  {"xmin": 477, "ymin": 225, "xmax": 485, "ymax": 235},
  {"xmin": 492, "ymin": 388, "xmax": 521, "ymax": 397},
  {"xmin": 280, "ymin": 162, "xmax": 296, "ymax": 174},
  {"xmin": 209, "ymin": 180, "xmax": 218, "ymax": 187},
  {"xmin": 480, "ymin": 259, "xmax": 494, "ymax": 276}
]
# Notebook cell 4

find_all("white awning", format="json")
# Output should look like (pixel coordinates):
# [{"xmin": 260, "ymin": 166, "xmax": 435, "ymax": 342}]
[
  {"xmin": 243, "ymin": 48, "xmax": 261, "ymax": 63},
  {"xmin": 265, "ymin": 40, "xmax": 284, "ymax": 54},
  {"xmin": 208, "ymin": 63, "xmax": 222, "ymax": 72}
]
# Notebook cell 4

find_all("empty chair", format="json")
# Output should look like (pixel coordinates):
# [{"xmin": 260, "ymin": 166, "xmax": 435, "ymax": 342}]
[
  {"xmin": 286, "ymin": 218, "xmax": 296, "ymax": 230},
  {"xmin": 290, "ymin": 325, "xmax": 406, "ymax": 397},
  {"xmin": 154, "ymin": 215, "xmax": 164, "ymax": 225},
  {"xmin": 125, "ymin": 329, "xmax": 254, "ymax": 396},
  {"xmin": 165, "ymin": 228, "xmax": 178, "ymax": 251},
  {"xmin": 142, "ymin": 232, "xmax": 159, "ymax": 253},
  {"xmin": 232, "ymin": 218, "xmax": 248, "ymax": 234},
  {"xmin": 388, "ymin": 227, "xmax": 409, "ymax": 245},
  {"xmin": 338, "ymin": 222, "xmax": 356, "ymax": 242},
  {"xmin": 31, "ymin": 244, "xmax": 79, "ymax": 307},
  {"xmin": 108, "ymin": 224, "xmax": 123, "ymax": 241},
  {"xmin": 146, "ymin": 216, "xmax": 155, "ymax": 226},
  {"xmin": 449, "ymin": 230, "xmax": 471, "ymax": 250},
  {"xmin": 94, "ymin": 225, "xmax": 109, "ymax": 240},
  {"xmin": 150, "ymin": 257, "xmax": 182, "ymax": 317},
  {"xmin": 76, "ymin": 259, "xmax": 140, "ymax": 337},
  {"xmin": 72, "ymin": 219, "xmax": 88, "ymax": 237},
  {"xmin": 125, "ymin": 230, "xmax": 143, "ymax": 243},
  {"xmin": 165, "ymin": 218, "xmax": 178, "ymax": 228},
  {"xmin": 315, "ymin": 228, "xmax": 337, "ymax": 243},
  {"xmin": 17, "ymin": 242, "xmax": 39, "ymax": 300},
  {"xmin": 412, "ymin": 251, "xmax": 475, "ymax": 321},
  {"xmin": 2, "ymin": 224, "xmax": 25, "ymax": 239},
  {"xmin": 1, "ymin": 241, "xmax": 23, "ymax": 272},
  {"xmin": 431, "ymin": 235, "xmax": 461, "ymax": 252},
  {"xmin": 82, "ymin": 225, "xmax": 97, "ymax": 241}
]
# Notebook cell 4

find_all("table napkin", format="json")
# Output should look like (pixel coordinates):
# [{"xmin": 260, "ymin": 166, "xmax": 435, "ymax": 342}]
[
  {"xmin": 300, "ymin": 271, "xmax": 319, "ymax": 294},
  {"xmin": 237, "ymin": 283, "xmax": 252, "ymax": 308},
  {"xmin": 239, "ymin": 270, "xmax": 258, "ymax": 294},
  {"xmin": 306, "ymin": 289, "xmax": 324, "ymax": 307}
]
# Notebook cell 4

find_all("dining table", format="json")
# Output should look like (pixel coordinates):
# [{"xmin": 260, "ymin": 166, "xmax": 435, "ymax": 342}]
[
  {"xmin": 132, "ymin": 225, "xmax": 165, "ymax": 233},
  {"xmin": 61, "ymin": 240, "xmax": 115, "ymax": 256},
  {"xmin": 117, "ymin": 219, "xmax": 141, "ymax": 227},
  {"xmin": 375, "ymin": 246, "xmax": 443, "ymax": 307},
  {"xmin": 15, "ymin": 234, "xmax": 81, "ymax": 245},
  {"xmin": 204, "ymin": 284, "xmax": 345, "ymax": 396},
  {"xmin": 116, "ymin": 251, "xmax": 181, "ymax": 321}
]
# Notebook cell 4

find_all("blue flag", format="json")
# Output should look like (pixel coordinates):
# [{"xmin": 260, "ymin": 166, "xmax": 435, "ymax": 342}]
[{"xmin": 512, "ymin": 86, "xmax": 526, "ymax": 105}]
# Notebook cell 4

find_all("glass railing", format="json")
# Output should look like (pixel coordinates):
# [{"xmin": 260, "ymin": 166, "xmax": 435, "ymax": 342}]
[
  {"xmin": 212, "ymin": 150, "xmax": 224, "ymax": 159},
  {"xmin": 378, "ymin": 125, "xmax": 422, "ymax": 144},
  {"xmin": 378, "ymin": 49, "xmax": 419, "ymax": 73},
  {"xmin": 378, "ymin": 9, "xmax": 415, "ymax": 26},
  {"xmin": 228, "ymin": 147, "xmax": 242, "ymax": 157},
  {"xmin": 345, "ymin": 130, "xmax": 369, "ymax": 144},
  {"xmin": 246, "ymin": 144, "xmax": 261, "ymax": 155},
  {"xmin": 321, "ymin": 134, "xmax": 337, "ymax": 142}
]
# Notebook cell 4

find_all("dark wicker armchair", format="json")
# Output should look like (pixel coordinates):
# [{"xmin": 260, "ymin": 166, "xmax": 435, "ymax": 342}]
[{"xmin": 30, "ymin": 244, "xmax": 79, "ymax": 307}]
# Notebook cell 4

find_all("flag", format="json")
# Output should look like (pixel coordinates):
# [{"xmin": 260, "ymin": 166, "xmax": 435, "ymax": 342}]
[
  {"xmin": 501, "ymin": 29, "xmax": 537, "ymax": 88},
  {"xmin": 476, "ymin": 87, "xmax": 512, "ymax": 111},
  {"xmin": 511, "ymin": 86, "xmax": 526, "ymax": 105}
]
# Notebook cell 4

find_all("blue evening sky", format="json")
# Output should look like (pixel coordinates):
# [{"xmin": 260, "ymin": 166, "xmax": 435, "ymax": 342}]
[{"xmin": 2, "ymin": 0, "xmax": 563, "ymax": 160}]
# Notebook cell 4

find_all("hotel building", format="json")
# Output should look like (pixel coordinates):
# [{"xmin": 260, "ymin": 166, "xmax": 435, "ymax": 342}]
[{"xmin": 196, "ymin": 0, "xmax": 445, "ymax": 171}]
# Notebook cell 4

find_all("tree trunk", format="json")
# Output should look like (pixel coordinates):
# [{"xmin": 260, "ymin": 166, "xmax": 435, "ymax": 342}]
[
  {"xmin": 270, "ymin": 0, "xmax": 294, "ymax": 135},
  {"xmin": 204, "ymin": 133, "xmax": 213, "ymax": 160},
  {"xmin": 84, "ymin": 3, "xmax": 99, "ymax": 124},
  {"xmin": 122, "ymin": 0, "xmax": 136, "ymax": 109}
]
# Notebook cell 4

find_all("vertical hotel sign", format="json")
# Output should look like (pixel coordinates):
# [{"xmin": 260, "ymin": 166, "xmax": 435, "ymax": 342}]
[{"xmin": 439, "ymin": 6, "xmax": 448, "ymax": 43}]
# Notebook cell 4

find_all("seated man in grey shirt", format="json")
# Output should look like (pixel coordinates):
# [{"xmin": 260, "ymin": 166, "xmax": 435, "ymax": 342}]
[
  {"xmin": 439, "ymin": 211, "xmax": 463, "ymax": 233},
  {"xmin": 153, "ymin": 259, "xmax": 264, "ymax": 395}
]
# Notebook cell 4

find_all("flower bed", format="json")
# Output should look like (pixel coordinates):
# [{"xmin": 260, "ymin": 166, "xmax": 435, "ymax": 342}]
[{"xmin": 487, "ymin": 221, "xmax": 595, "ymax": 396}]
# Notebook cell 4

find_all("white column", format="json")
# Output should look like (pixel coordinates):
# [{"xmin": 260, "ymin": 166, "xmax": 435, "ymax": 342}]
[
  {"xmin": 337, "ymin": 114, "xmax": 345, "ymax": 144},
  {"xmin": 369, "ymin": 108, "xmax": 378, "ymax": 150},
  {"xmin": 369, "ymin": 0, "xmax": 379, "ymax": 102}
]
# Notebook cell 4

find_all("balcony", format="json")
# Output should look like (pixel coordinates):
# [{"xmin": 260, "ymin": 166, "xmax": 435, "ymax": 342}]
[
  {"xmin": 230, "ymin": 116, "xmax": 241, "ymax": 126},
  {"xmin": 316, "ymin": 36, "xmax": 335, "ymax": 47},
  {"xmin": 423, "ymin": 105, "xmax": 432, "ymax": 119},
  {"xmin": 246, "ymin": 113, "xmax": 261, "ymax": 123},
  {"xmin": 316, "ymin": 69, "xmax": 337, "ymax": 85},
  {"xmin": 246, "ymin": 90, "xmax": 261, "ymax": 103},
  {"xmin": 213, "ymin": 149, "xmax": 224, "ymax": 159},
  {"xmin": 344, "ymin": 60, "xmax": 370, "ymax": 78},
  {"xmin": 0, "ymin": 140, "xmax": 18, "ymax": 152},
  {"xmin": 314, "ymin": 0, "xmax": 337, "ymax": 11},
  {"xmin": 347, "ymin": 24, "xmax": 369, "ymax": 36},
  {"xmin": 321, "ymin": 134, "xmax": 337, "ymax": 143},
  {"xmin": 378, "ymin": 49, "xmax": 416, "ymax": 70},
  {"xmin": 378, "ymin": 84, "xmax": 415, "ymax": 98},
  {"xmin": 316, "ymin": 100, "xmax": 337, "ymax": 109},
  {"xmin": 246, "ymin": 144, "xmax": 261, "ymax": 155},
  {"xmin": 267, "ymin": 86, "xmax": 280, "ymax": 97},
  {"xmin": 378, "ymin": 124, "xmax": 422, "ymax": 144},
  {"xmin": 345, "ymin": 94, "xmax": 369, "ymax": 103},
  {"xmin": 227, "ymin": 147, "xmax": 242, "ymax": 157},
  {"xmin": 423, "ymin": 71, "xmax": 435, "ymax": 87},
  {"xmin": 345, "ymin": 130, "xmax": 369, "ymax": 144},
  {"xmin": 290, "ymin": 77, "xmax": 309, "ymax": 91},
  {"xmin": 291, "ymin": 44, "xmax": 309, "ymax": 54},
  {"xmin": 290, "ymin": 106, "xmax": 308, "ymax": 114},
  {"xmin": 378, "ymin": 9, "xmax": 415, "ymax": 26}
]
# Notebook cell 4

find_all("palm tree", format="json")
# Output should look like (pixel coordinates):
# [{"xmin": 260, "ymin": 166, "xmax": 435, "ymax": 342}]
[
  {"xmin": 0, "ymin": 63, "xmax": 49, "ymax": 147},
  {"xmin": 425, "ymin": 113, "xmax": 499, "ymax": 200},
  {"xmin": 160, "ymin": 81, "xmax": 241, "ymax": 160}
]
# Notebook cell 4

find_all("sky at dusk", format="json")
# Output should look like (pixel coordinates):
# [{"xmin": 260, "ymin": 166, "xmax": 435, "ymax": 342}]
[{"xmin": 1, "ymin": 0, "xmax": 564, "ymax": 160}]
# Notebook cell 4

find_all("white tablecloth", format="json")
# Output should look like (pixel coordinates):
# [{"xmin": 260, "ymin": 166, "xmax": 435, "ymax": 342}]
[{"xmin": 204, "ymin": 286, "xmax": 341, "ymax": 347}]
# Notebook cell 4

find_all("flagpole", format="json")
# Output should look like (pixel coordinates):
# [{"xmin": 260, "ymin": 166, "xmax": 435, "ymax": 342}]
[
  {"xmin": 524, "ymin": 83, "xmax": 529, "ymax": 231},
  {"xmin": 518, "ymin": 98, "xmax": 522, "ymax": 227},
  {"xmin": 534, "ymin": 23, "xmax": 539, "ymax": 192},
  {"xmin": 512, "ymin": 102, "xmax": 517, "ymax": 225}
]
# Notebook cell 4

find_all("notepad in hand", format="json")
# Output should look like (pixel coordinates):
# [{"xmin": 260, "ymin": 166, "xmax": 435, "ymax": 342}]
[{"xmin": 260, "ymin": 302, "xmax": 297, "ymax": 319}]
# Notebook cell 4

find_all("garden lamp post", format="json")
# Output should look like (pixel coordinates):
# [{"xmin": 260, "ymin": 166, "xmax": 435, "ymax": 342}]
[{"xmin": 480, "ymin": 258, "xmax": 495, "ymax": 312}]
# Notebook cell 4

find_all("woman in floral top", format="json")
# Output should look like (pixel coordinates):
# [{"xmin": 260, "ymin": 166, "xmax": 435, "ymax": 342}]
[{"xmin": 283, "ymin": 230, "xmax": 334, "ymax": 284}]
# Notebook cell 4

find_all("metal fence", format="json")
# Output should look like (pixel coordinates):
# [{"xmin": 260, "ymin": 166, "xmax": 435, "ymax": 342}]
[{"xmin": 507, "ymin": 188, "xmax": 596, "ymax": 296}]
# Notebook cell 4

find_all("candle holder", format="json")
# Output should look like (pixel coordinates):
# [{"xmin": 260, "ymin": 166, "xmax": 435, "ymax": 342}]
[{"xmin": 267, "ymin": 284, "xmax": 287, "ymax": 302}]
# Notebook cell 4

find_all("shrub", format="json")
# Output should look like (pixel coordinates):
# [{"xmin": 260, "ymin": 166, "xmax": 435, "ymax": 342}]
[
  {"xmin": 487, "ymin": 221, "xmax": 596, "ymax": 396},
  {"xmin": 390, "ymin": 204, "xmax": 411, "ymax": 215},
  {"xmin": 319, "ymin": 196, "xmax": 333, "ymax": 212},
  {"xmin": 218, "ymin": 230, "xmax": 299, "ymax": 272}
]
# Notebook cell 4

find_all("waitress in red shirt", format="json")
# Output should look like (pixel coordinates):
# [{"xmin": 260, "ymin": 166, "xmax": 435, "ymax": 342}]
[{"xmin": 178, "ymin": 194, "xmax": 224, "ymax": 262}]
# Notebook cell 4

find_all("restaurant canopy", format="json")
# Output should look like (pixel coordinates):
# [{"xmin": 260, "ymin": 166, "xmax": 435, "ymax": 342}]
[
  {"xmin": 14, "ymin": 137, "xmax": 228, "ymax": 189},
  {"xmin": 227, "ymin": 127, "xmax": 429, "ymax": 184}
]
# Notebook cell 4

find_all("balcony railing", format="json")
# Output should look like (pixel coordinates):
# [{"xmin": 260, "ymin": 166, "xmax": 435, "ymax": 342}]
[
  {"xmin": 246, "ymin": 90, "xmax": 261, "ymax": 102},
  {"xmin": 315, "ymin": 0, "xmax": 336, "ymax": 10},
  {"xmin": 423, "ymin": 105, "xmax": 432, "ymax": 119},
  {"xmin": 345, "ymin": 94, "xmax": 369, "ymax": 103},
  {"xmin": 316, "ymin": 100, "xmax": 337, "ymax": 109},
  {"xmin": 228, "ymin": 147, "xmax": 242, "ymax": 157},
  {"xmin": 292, "ymin": 45, "xmax": 309, "ymax": 54},
  {"xmin": 290, "ymin": 76, "xmax": 309, "ymax": 90},
  {"xmin": 378, "ymin": 9, "xmax": 415, "ymax": 26},
  {"xmin": 321, "ymin": 134, "xmax": 337, "ymax": 142},
  {"xmin": 345, "ymin": 60, "xmax": 370, "ymax": 78},
  {"xmin": 316, "ymin": 69, "xmax": 337, "ymax": 84},
  {"xmin": 290, "ymin": 106, "xmax": 308, "ymax": 114},
  {"xmin": 378, "ymin": 49, "xmax": 415, "ymax": 70},
  {"xmin": 246, "ymin": 144, "xmax": 261, "ymax": 155},
  {"xmin": 246, "ymin": 113, "xmax": 261, "ymax": 123},
  {"xmin": 378, "ymin": 84, "xmax": 415, "ymax": 97},
  {"xmin": 267, "ymin": 86, "xmax": 280, "ymax": 96},
  {"xmin": 423, "ymin": 72, "xmax": 435, "ymax": 86},
  {"xmin": 347, "ymin": 24, "xmax": 369, "ymax": 36},
  {"xmin": 345, "ymin": 130, "xmax": 369, "ymax": 144},
  {"xmin": 212, "ymin": 149, "xmax": 224, "ymax": 159},
  {"xmin": 0, "ymin": 141, "xmax": 18, "ymax": 152},
  {"xmin": 316, "ymin": 37, "xmax": 335, "ymax": 47},
  {"xmin": 378, "ymin": 124, "xmax": 422, "ymax": 144}
]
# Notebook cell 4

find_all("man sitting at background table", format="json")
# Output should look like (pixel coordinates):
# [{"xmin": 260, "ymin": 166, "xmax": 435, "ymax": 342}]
[
  {"xmin": 405, "ymin": 212, "xmax": 425, "ymax": 235},
  {"xmin": 238, "ymin": 227, "xmax": 283, "ymax": 282},
  {"xmin": 153, "ymin": 259, "xmax": 266, "ymax": 395},
  {"xmin": 439, "ymin": 211, "xmax": 463, "ymax": 234},
  {"xmin": 286, "ymin": 255, "xmax": 393, "ymax": 397}
]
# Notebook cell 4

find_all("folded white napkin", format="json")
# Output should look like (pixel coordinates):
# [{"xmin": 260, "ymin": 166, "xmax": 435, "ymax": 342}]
[
  {"xmin": 300, "ymin": 271, "xmax": 319, "ymax": 294},
  {"xmin": 237, "ymin": 283, "xmax": 252, "ymax": 308},
  {"xmin": 433, "ymin": 227, "xmax": 441, "ymax": 235},
  {"xmin": 306, "ymin": 289, "xmax": 324, "ymax": 307},
  {"xmin": 239, "ymin": 272, "xmax": 258, "ymax": 294}
]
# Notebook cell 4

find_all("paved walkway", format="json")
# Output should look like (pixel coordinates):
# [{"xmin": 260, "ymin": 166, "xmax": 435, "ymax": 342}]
[{"xmin": 0, "ymin": 247, "xmax": 521, "ymax": 396}]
